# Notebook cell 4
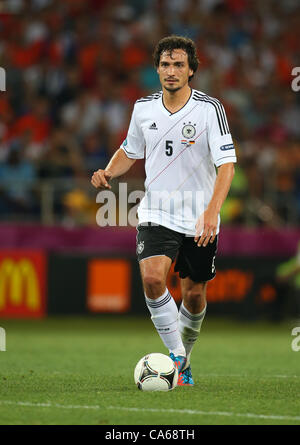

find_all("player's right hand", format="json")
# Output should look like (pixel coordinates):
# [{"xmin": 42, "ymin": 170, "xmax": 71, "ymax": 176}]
[{"xmin": 91, "ymin": 169, "xmax": 113, "ymax": 189}]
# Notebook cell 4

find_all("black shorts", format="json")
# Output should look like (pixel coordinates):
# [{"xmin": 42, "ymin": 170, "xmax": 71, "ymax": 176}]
[{"xmin": 136, "ymin": 223, "xmax": 218, "ymax": 283}]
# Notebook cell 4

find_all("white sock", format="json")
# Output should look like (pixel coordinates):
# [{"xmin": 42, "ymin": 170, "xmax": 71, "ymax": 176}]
[
  {"xmin": 178, "ymin": 302, "xmax": 207, "ymax": 367},
  {"xmin": 145, "ymin": 288, "xmax": 186, "ymax": 357}
]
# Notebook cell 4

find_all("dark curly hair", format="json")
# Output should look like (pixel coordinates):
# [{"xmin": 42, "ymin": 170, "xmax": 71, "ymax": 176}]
[{"xmin": 153, "ymin": 35, "xmax": 199, "ymax": 81}]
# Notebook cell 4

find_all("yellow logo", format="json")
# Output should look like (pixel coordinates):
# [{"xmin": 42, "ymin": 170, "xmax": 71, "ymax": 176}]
[{"xmin": 0, "ymin": 259, "xmax": 40, "ymax": 311}]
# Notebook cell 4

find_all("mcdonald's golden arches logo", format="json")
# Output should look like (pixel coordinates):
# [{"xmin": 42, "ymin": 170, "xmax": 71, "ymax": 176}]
[{"xmin": 0, "ymin": 251, "xmax": 46, "ymax": 318}]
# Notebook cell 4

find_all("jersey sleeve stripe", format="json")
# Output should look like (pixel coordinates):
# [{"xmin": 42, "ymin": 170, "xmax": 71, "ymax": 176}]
[
  {"xmin": 193, "ymin": 93, "xmax": 228, "ymax": 136},
  {"xmin": 194, "ymin": 95, "xmax": 225, "ymax": 136},
  {"xmin": 219, "ymin": 103, "xmax": 230, "ymax": 134},
  {"xmin": 193, "ymin": 93, "xmax": 226, "ymax": 135},
  {"xmin": 215, "ymin": 155, "xmax": 237, "ymax": 162},
  {"xmin": 135, "ymin": 92, "xmax": 162, "ymax": 103},
  {"xmin": 121, "ymin": 145, "xmax": 144, "ymax": 159},
  {"xmin": 193, "ymin": 92, "xmax": 230, "ymax": 136}
]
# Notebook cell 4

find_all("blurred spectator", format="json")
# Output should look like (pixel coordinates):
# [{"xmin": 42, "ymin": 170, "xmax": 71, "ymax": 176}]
[
  {"xmin": 280, "ymin": 91, "xmax": 300, "ymax": 138},
  {"xmin": 62, "ymin": 187, "xmax": 97, "ymax": 227},
  {"xmin": 0, "ymin": 142, "xmax": 37, "ymax": 216},
  {"xmin": 38, "ymin": 127, "xmax": 84, "ymax": 178},
  {"xmin": 60, "ymin": 91, "xmax": 102, "ymax": 138},
  {"xmin": 11, "ymin": 96, "xmax": 51, "ymax": 160},
  {"xmin": 82, "ymin": 124, "xmax": 110, "ymax": 174}
]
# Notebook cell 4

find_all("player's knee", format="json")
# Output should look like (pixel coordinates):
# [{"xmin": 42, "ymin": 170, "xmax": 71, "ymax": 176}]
[
  {"xmin": 186, "ymin": 289, "xmax": 202, "ymax": 302},
  {"xmin": 185, "ymin": 285, "xmax": 206, "ymax": 307},
  {"xmin": 142, "ymin": 272, "xmax": 165, "ymax": 297},
  {"xmin": 143, "ymin": 273, "xmax": 164, "ymax": 288}
]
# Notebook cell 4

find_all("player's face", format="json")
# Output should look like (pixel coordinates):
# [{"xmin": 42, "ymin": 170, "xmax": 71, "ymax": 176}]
[{"xmin": 157, "ymin": 49, "xmax": 193, "ymax": 92}]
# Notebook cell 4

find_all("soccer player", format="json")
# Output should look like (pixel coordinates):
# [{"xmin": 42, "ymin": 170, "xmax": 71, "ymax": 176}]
[{"xmin": 91, "ymin": 35, "xmax": 236, "ymax": 385}]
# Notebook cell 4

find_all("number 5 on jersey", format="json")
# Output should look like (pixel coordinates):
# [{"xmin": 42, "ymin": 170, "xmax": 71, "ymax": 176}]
[{"xmin": 165, "ymin": 140, "xmax": 173, "ymax": 156}]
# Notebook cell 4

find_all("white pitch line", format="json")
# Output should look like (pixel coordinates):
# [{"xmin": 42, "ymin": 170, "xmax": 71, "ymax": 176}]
[
  {"xmin": 0, "ymin": 400, "xmax": 300, "ymax": 422},
  {"xmin": 40, "ymin": 371, "xmax": 300, "ymax": 379},
  {"xmin": 107, "ymin": 406, "xmax": 300, "ymax": 422},
  {"xmin": 197, "ymin": 374, "xmax": 300, "ymax": 379},
  {"xmin": 0, "ymin": 401, "xmax": 100, "ymax": 410}
]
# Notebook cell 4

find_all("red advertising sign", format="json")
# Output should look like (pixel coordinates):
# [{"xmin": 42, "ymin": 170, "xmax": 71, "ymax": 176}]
[{"xmin": 0, "ymin": 250, "xmax": 47, "ymax": 318}]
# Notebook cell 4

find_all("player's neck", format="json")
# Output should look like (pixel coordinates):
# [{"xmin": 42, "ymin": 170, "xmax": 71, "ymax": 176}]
[{"xmin": 162, "ymin": 85, "xmax": 192, "ymax": 114}]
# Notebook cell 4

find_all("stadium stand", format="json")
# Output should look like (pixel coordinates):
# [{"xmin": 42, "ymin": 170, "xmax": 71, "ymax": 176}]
[{"xmin": 0, "ymin": 0, "xmax": 299, "ymax": 226}]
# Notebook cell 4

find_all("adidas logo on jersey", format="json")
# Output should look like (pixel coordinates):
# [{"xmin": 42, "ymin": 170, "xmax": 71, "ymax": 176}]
[{"xmin": 149, "ymin": 122, "xmax": 158, "ymax": 130}]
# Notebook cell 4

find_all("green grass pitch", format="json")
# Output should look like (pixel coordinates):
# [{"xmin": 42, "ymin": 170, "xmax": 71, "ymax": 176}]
[{"xmin": 0, "ymin": 316, "xmax": 299, "ymax": 425}]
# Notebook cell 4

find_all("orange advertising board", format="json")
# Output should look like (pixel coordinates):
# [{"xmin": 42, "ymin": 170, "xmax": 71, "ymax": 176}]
[
  {"xmin": 0, "ymin": 250, "xmax": 47, "ymax": 318},
  {"xmin": 166, "ymin": 262, "xmax": 254, "ymax": 303},
  {"xmin": 87, "ymin": 259, "xmax": 131, "ymax": 313}
]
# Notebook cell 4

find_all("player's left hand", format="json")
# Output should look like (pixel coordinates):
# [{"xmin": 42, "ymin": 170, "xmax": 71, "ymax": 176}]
[{"xmin": 194, "ymin": 208, "xmax": 218, "ymax": 247}]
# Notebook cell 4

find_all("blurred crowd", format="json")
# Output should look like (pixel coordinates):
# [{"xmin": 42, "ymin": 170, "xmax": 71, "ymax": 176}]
[{"xmin": 0, "ymin": 0, "xmax": 300, "ymax": 226}]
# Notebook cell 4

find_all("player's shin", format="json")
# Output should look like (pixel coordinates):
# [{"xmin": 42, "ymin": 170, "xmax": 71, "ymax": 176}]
[
  {"xmin": 145, "ymin": 288, "xmax": 186, "ymax": 357},
  {"xmin": 178, "ymin": 302, "xmax": 206, "ymax": 368}
]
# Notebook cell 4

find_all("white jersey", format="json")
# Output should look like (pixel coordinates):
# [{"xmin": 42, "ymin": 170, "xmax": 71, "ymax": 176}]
[{"xmin": 120, "ymin": 89, "xmax": 237, "ymax": 236}]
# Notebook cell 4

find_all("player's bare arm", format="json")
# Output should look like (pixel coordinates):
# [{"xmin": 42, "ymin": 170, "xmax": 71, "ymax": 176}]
[
  {"xmin": 91, "ymin": 148, "xmax": 136, "ymax": 189},
  {"xmin": 195, "ymin": 162, "xmax": 235, "ymax": 247}
]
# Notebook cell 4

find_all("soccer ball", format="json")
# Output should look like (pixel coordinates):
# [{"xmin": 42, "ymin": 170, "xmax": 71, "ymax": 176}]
[{"xmin": 134, "ymin": 353, "xmax": 178, "ymax": 391}]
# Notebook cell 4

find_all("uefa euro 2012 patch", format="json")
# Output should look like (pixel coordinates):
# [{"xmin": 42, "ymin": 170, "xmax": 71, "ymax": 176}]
[{"xmin": 220, "ymin": 143, "xmax": 234, "ymax": 151}]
